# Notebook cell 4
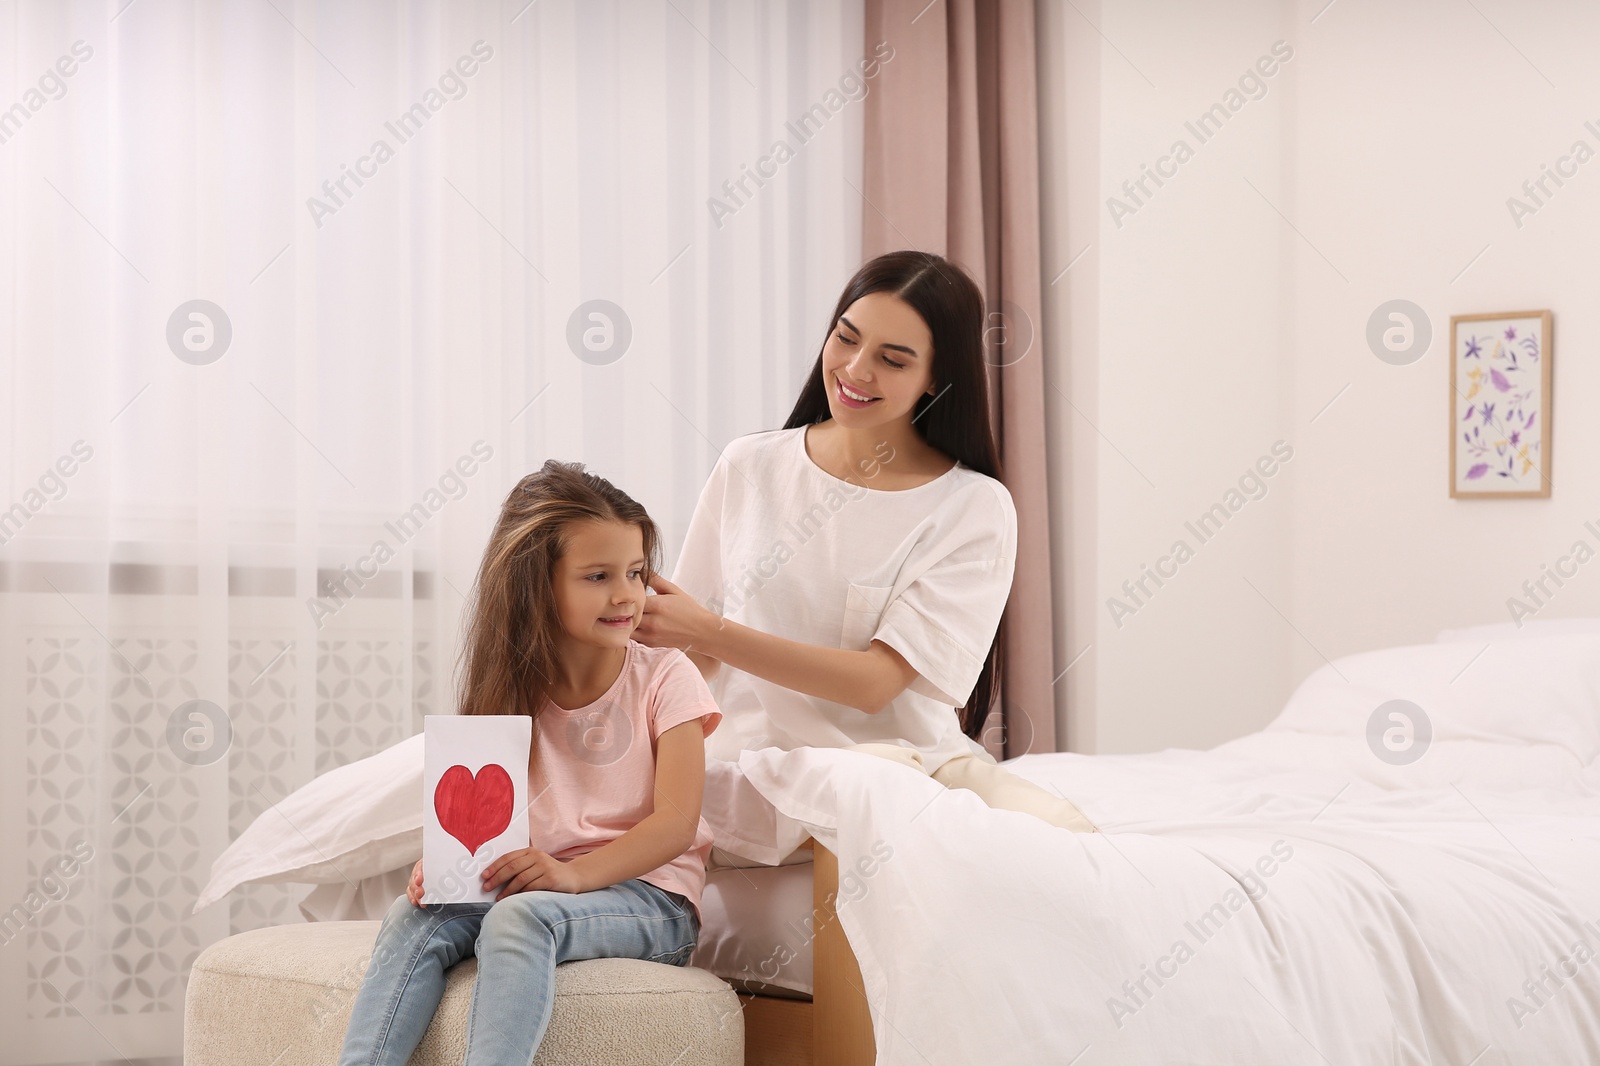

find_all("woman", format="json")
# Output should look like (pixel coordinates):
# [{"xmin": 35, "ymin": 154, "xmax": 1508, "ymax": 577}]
[{"xmin": 636, "ymin": 250, "xmax": 1095, "ymax": 862}]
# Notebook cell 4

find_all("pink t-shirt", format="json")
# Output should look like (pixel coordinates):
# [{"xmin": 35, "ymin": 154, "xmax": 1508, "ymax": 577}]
[{"xmin": 527, "ymin": 641, "xmax": 722, "ymax": 920}]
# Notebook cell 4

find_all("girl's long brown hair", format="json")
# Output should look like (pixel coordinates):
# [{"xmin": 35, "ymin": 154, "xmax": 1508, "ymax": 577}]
[
  {"xmin": 456, "ymin": 460, "xmax": 660, "ymax": 736},
  {"xmin": 782, "ymin": 251, "xmax": 1005, "ymax": 741}
]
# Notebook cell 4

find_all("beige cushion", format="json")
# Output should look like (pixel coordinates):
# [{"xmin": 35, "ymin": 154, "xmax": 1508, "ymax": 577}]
[{"xmin": 184, "ymin": 920, "xmax": 744, "ymax": 1065}]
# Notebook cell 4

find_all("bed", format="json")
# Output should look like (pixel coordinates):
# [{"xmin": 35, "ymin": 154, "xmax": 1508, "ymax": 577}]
[
  {"xmin": 196, "ymin": 621, "xmax": 1600, "ymax": 1063},
  {"xmin": 702, "ymin": 839, "xmax": 878, "ymax": 1066}
]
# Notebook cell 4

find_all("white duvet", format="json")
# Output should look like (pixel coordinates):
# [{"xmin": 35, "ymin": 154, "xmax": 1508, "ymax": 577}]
[{"xmin": 732, "ymin": 632, "xmax": 1600, "ymax": 1064}]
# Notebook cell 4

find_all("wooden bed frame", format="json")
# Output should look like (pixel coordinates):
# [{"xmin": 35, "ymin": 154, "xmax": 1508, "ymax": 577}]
[{"xmin": 739, "ymin": 838, "xmax": 876, "ymax": 1066}]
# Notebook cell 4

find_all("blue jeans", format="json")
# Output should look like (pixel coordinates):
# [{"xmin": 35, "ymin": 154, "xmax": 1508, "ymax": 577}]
[{"xmin": 338, "ymin": 878, "xmax": 700, "ymax": 1066}]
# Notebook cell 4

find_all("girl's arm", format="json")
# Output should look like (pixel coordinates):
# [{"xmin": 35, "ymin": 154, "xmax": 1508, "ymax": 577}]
[{"xmin": 565, "ymin": 719, "xmax": 706, "ymax": 893}]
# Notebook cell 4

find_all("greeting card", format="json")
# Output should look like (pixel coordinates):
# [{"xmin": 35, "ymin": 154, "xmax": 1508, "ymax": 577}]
[{"xmin": 421, "ymin": 714, "xmax": 531, "ymax": 904}]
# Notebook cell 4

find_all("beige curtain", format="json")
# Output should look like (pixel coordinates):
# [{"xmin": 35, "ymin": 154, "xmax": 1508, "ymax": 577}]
[{"xmin": 862, "ymin": 0, "xmax": 1059, "ymax": 758}]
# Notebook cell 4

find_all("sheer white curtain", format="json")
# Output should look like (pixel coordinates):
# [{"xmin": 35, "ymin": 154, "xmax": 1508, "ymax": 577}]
[{"xmin": 0, "ymin": 0, "xmax": 864, "ymax": 1060}]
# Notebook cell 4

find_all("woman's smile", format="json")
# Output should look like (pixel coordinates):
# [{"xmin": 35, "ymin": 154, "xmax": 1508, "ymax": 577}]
[{"xmin": 835, "ymin": 374, "xmax": 881, "ymax": 408}]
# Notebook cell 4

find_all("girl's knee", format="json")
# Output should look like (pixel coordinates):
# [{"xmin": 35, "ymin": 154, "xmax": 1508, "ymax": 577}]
[
  {"xmin": 368, "ymin": 897, "xmax": 435, "ymax": 974},
  {"xmin": 480, "ymin": 891, "xmax": 559, "ymax": 938},
  {"xmin": 375, "ymin": 892, "xmax": 420, "ymax": 937}
]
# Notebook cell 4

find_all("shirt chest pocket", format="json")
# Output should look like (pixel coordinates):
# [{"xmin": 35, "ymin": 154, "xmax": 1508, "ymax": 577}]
[{"xmin": 839, "ymin": 582, "xmax": 894, "ymax": 650}]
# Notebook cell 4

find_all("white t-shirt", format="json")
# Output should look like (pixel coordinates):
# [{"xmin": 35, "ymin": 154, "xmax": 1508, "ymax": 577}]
[{"xmin": 670, "ymin": 425, "xmax": 1017, "ymax": 773}]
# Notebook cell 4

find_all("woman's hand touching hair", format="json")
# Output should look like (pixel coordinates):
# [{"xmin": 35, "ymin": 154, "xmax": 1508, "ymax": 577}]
[{"xmin": 635, "ymin": 574, "xmax": 722, "ymax": 680}]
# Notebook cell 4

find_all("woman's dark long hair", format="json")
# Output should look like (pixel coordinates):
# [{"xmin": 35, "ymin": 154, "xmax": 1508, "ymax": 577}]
[
  {"xmin": 782, "ymin": 250, "xmax": 1005, "ymax": 741},
  {"xmin": 456, "ymin": 460, "xmax": 660, "ymax": 770}
]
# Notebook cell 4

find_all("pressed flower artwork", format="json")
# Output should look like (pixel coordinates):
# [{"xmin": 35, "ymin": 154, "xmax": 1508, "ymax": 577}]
[{"xmin": 1450, "ymin": 310, "xmax": 1552, "ymax": 498}]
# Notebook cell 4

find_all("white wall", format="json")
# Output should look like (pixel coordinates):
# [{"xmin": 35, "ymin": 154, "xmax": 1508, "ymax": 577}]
[{"xmin": 1040, "ymin": 0, "xmax": 1600, "ymax": 755}]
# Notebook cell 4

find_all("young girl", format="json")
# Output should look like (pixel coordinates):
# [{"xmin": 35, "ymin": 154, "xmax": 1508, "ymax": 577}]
[
  {"xmin": 636, "ymin": 250, "xmax": 1097, "ymax": 857},
  {"xmin": 338, "ymin": 460, "xmax": 721, "ymax": 1065}
]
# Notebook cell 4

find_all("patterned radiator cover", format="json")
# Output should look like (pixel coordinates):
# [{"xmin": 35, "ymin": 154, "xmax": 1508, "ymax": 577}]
[{"xmin": 11, "ymin": 608, "xmax": 440, "ymax": 1062}]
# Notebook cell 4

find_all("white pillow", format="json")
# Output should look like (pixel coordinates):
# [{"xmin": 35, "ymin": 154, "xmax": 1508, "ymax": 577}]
[
  {"xmin": 192, "ymin": 730, "xmax": 817, "ymax": 918},
  {"xmin": 193, "ymin": 733, "xmax": 425, "ymax": 914},
  {"xmin": 298, "ymin": 865, "xmax": 417, "ymax": 922},
  {"xmin": 1265, "ymin": 634, "xmax": 1600, "ymax": 762},
  {"xmin": 1435, "ymin": 617, "xmax": 1600, "ymax": 643}
]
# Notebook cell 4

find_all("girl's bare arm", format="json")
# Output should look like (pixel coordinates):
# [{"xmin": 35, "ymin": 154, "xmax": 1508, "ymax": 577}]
[{"xmin": 565, "ymin": 720, "xmax": 707, "ymax": 893}]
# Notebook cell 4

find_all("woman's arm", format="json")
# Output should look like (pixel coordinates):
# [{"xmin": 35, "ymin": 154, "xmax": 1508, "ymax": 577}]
[
  {"xmin": 700, "ymin": 618, "xmax": 918, "ymax": 715},
  {"xmin": 639, "ymin": 575, "xmax": 917, "ymax": 714},
  {"xmin": 564, "ymin": 720, "xmax": 705, "ymax": 892}
]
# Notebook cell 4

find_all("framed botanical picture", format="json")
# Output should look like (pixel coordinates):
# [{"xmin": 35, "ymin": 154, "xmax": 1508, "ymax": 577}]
[{"xmin": 1449, "ymin": 310, "xmax": 1553, "ymax": 498}]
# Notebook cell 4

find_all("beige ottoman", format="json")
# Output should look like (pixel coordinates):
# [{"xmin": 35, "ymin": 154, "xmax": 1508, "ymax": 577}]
[{"xmin": 184, "ymin": 920, "xmax": 744, "ymax": 1065}]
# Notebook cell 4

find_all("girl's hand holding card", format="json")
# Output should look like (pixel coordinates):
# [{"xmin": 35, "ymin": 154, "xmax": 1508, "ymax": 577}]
[
  {"xmin": 406, "ymin": 860, "xmax": 424, "ymax": 907},
  {"xmin": 481, "ymin": 847, "xmax": 586, "ymax": 899}
]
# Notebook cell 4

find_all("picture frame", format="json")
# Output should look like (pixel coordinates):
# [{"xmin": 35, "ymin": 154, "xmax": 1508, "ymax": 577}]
[{"xmin": 1449, "ymin": 309, "xmax": 1552, "ymax": 499}]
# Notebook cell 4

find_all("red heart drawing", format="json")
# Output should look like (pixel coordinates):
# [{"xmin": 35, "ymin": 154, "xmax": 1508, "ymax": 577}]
[{"xmin": 433, "ymin": 763, "xmax": 514, "ymax": 857}]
